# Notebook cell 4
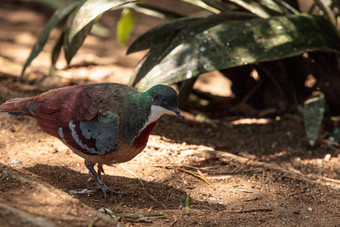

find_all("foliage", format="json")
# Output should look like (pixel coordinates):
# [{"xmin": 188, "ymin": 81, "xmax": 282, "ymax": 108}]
[
  {"xmin": 21, "ymin": 0, "xmax": 136, "ymax": 77},
  {"xmin": 127, "ymin": 1, "xmax": 340, "ymax": 92},
  {"xmin": 22, "ymin": 0, "xmax": 340, "ymax": 144},
  {"xmin": 129, "ymin": 13, "xmax": 340, "ymax": 90}
]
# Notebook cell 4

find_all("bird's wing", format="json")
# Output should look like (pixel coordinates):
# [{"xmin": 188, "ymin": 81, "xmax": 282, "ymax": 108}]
[{"xmin": 32, "ymin": 84, "xmax": 119, "ymax": 155}]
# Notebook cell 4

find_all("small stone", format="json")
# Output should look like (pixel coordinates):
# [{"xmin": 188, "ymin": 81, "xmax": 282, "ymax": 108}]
[
  {"xmin": 307, "ymin": 207, "xmax": 313, "ymax": 212},
  {"xmin": 11, "ymin": 159, "xmax": 22, "ymax": 165},
  {"xmin": 98, "ymin": 208, "xmax": 113, "ymax": 214},
  {"xmin": 324, "ymin": 154, "xmax": 331, "ymax": 161}
]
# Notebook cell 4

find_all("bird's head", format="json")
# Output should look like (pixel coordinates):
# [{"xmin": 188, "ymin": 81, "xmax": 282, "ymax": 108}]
[{"xmin": 146, "ymin": 85, "xmax": 183, "ymax": 120}]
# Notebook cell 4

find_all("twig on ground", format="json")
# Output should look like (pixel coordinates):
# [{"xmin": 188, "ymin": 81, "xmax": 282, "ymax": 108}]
[
  {"xmin": 320, "ymin": 176, "xmax": 340, "ymax": 184},
  {"xmin": 118, "ymin": 164, "xmax": 144, "ymax": 186},
  {"xmin": 228, "ymin": 208, "xmax": 272, "ymax": 213},
  {"xmin": 177, "ymin": 168, "xmax": 212, "ymax": 186}
]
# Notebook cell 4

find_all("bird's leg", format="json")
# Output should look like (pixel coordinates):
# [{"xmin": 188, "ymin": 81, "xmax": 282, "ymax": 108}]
[
  {"xmin": 97, "ymin": 163, "xmax": 105, "ymax": 179},
  {"xmin": 84, "ymin": 161, "xmax": 110, "ymax": 198},
  {"xmin": 84, "ymin": 161, "xmax": 128, "ymax": 198}
]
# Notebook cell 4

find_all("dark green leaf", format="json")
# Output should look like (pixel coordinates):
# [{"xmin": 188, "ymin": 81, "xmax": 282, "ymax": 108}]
[
  {"xmin": 330, "ymin": 127, "xmax": 340, "ymax": 142},
  {"xmin": 117, "ymin": 8, "xmax": 136, "ymax": 46},
  {"xmin": 21, "ymin": 0, "xmax": 83, "ymax": 78},
  {"xmin": 276, "ymin": 0, "xmax": 299, "ymax": 14},
  {"xmin": 229, "ymin": 0, "xmax": 271, "ymax": 18},
  {"xmin": 130, "ymin": 12, "xmax": 257, "ymax": 86},
  {"xmin": 185, "ymin": 193, "xmax": 190, "ymax": 215},
  {"xmin": 63, "ymin": 10, "xmax": 95, "ymax": 64},
  {"xmin": 202, "ymin": 0, "xmax": 236, "ymax": 12},
  {"xmin": 257, "ymin": 0, "xmax": 285, "ymax": 14},
  {"xmin": 129, "ymin": 44, "xmax": 169, "ymax": 86},
  {"xmin": 179, "ymin": 0, "xmax": 221, "ymax": 13},
  {"xmin": 49, "ymin": 32, "xmax": 64, "ymax": 76},
  {"xmin": 68, "ymin": 0, "xmax": 136, "ymax": 42},
  {"xmin": 304, "ymin": 95, "xmax": 325, "ymax": 146},
  {"xmin": 135, "ymin": 14, "xmax": 340, "ymax": 91},
  {"xmin": 127, "ymin": 17, "xmax": 201, "ymax": 55},
  {"xmin": 132, "ymin": 3, "xmax": 184, "ymax": 19}
]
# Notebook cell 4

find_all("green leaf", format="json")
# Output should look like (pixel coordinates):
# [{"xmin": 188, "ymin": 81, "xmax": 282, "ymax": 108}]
[
  {"xmin": 127, "ymin": 17, "xmax": 201, "ymax": 54},
  {"xmin": 129, "ymin": 44, "xmax": 168, "ymax": 86},
  {"xmin": 202, "ymin": 0, "xmax": 235, "ymax": 12},
  {"xmin": 132, "ymin": 3, "xmax": 184, "ymax": 19},
  {"xmin": 179, "ymin": 0, "xmax": 221, "ymax": 14},
  {"xmin": 135, "ymin": 14, "xmax": 340, "ymax": 91},
  {"xmin": 330, "ymin": 127, "xmax": 340, "ymax": 142},
  {"xmin": 117, "ymin": 8, "xmax": 136, "ymax": 46},
  {"xmin": 257, "ymin": 0, "xmax": 285, "ymax": 14},
  {"xmin": 128, "ymin": 12, "xmax": 255, "ymax": 56},
  {"xmin": 185, "ymin": 193, "xmax": 190, "ymax": 215},
  {"xmin": 68, "ymin": 0, "xmax": 136, "ymax": 43},
  {"xmin": 229, "ymin": 0, "xmax": 271, "ymax": 18},
  {"xmin": 63, "ymin": 10, "xmax": 95, "ymax": 64},
  {"xmin": 130, "ymin": 12, "xmax": 257, "ymax": 86},
  {"xmin": 304, "ymin": 96, "xmax": 326, "ymax": 146},
  {"xmin": 276, "ymin": 0, "xmax": 299, "ymax": 15},
  {"xmin": 49, "ymin": 32, "xmax": 64, "ymax": 76},
  {"xmin": 21, "ymin": 0, "xmax": 83, "ymax": 78},
  {"xmin": 90, "ymin": 23, "xmax": 111, "ymax": 38}
]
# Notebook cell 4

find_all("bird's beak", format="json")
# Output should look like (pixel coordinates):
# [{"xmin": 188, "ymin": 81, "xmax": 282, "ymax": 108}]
[{"xmin": 173, "ymin": 108, "xmax": 183, "ymax": 120}]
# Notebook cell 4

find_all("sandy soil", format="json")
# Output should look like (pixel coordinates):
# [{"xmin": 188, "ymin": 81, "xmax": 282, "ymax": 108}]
[{"xmin": 0, "ymin": 2, "xmax": 339, "ymax": 226}]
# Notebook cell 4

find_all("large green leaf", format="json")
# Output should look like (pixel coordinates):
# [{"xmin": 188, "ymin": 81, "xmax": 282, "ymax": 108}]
[
  {"xmin": 49, "ymin": 32, "xmax": 64, "ymax": 76},
  {"xmin": 134, "ymin": 14, "xmax": 340, "ymax": 91},
  {"xmin": 130, "ymin": 12, "xmax": 257, "ymax": 86},
  {"xmin": 128, "ymin": 44, "xmax": 169, "ymax": 86},
  {"xmin": 63, "ymin": 10, "xmax": 95, "ymax": 64},
  {"xmin": 68, "ymin": 0, "xmax": 136, "ymax": 43},
  {"xmin": 128, "ymin": 12, "xmax": 256, "ymax": 56},
  {"xmin": 21, "ymin": 0, "xmax": 83, "ymax": 78}
]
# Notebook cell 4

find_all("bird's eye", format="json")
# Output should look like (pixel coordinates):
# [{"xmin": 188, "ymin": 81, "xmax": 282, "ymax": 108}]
[{"xmin": 161, "ymin": 97, "xmax": 167, "ymax": 104}]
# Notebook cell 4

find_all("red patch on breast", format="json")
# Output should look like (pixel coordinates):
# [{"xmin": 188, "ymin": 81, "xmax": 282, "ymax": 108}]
[{"xmin": 133, "ymin": 121, "xmax": 157, "ymax": 148}]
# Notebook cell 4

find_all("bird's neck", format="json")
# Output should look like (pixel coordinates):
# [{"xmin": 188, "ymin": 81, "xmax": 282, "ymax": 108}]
[{"xmin": 143, "ymin": 105, "xmax": 172, "ymax": 129}]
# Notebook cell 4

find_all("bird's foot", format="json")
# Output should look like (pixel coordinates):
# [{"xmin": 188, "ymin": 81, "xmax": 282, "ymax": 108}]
[
  {"xmin": 95, "ymin": 184, "xmax": 129, "ymax": 198},
  {"xmin": 83, "ymin": 161, "xmax": 128, "ymax": 198}
]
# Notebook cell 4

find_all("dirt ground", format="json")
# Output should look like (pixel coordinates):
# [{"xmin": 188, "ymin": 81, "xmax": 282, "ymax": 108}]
[{"xmin": 0, "ymin": 2, "xmax": 339, "ymax": 227}]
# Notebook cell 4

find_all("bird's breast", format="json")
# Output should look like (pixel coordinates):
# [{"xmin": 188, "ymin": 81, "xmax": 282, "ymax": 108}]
[{"xmin": 132, "ymin": 121, "xmax": 157, "ymax": 148}]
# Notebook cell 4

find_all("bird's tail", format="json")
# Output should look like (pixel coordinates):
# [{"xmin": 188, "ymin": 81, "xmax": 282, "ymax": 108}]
[{"xmin": 0, "ymin": 97, "xmax": 35, "ymax": 116}]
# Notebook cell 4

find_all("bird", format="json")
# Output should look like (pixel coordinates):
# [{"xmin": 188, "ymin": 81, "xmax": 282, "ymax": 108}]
[{"xmin": 0, "ymin": 83, "xmax": 182, "ymax": 197}]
